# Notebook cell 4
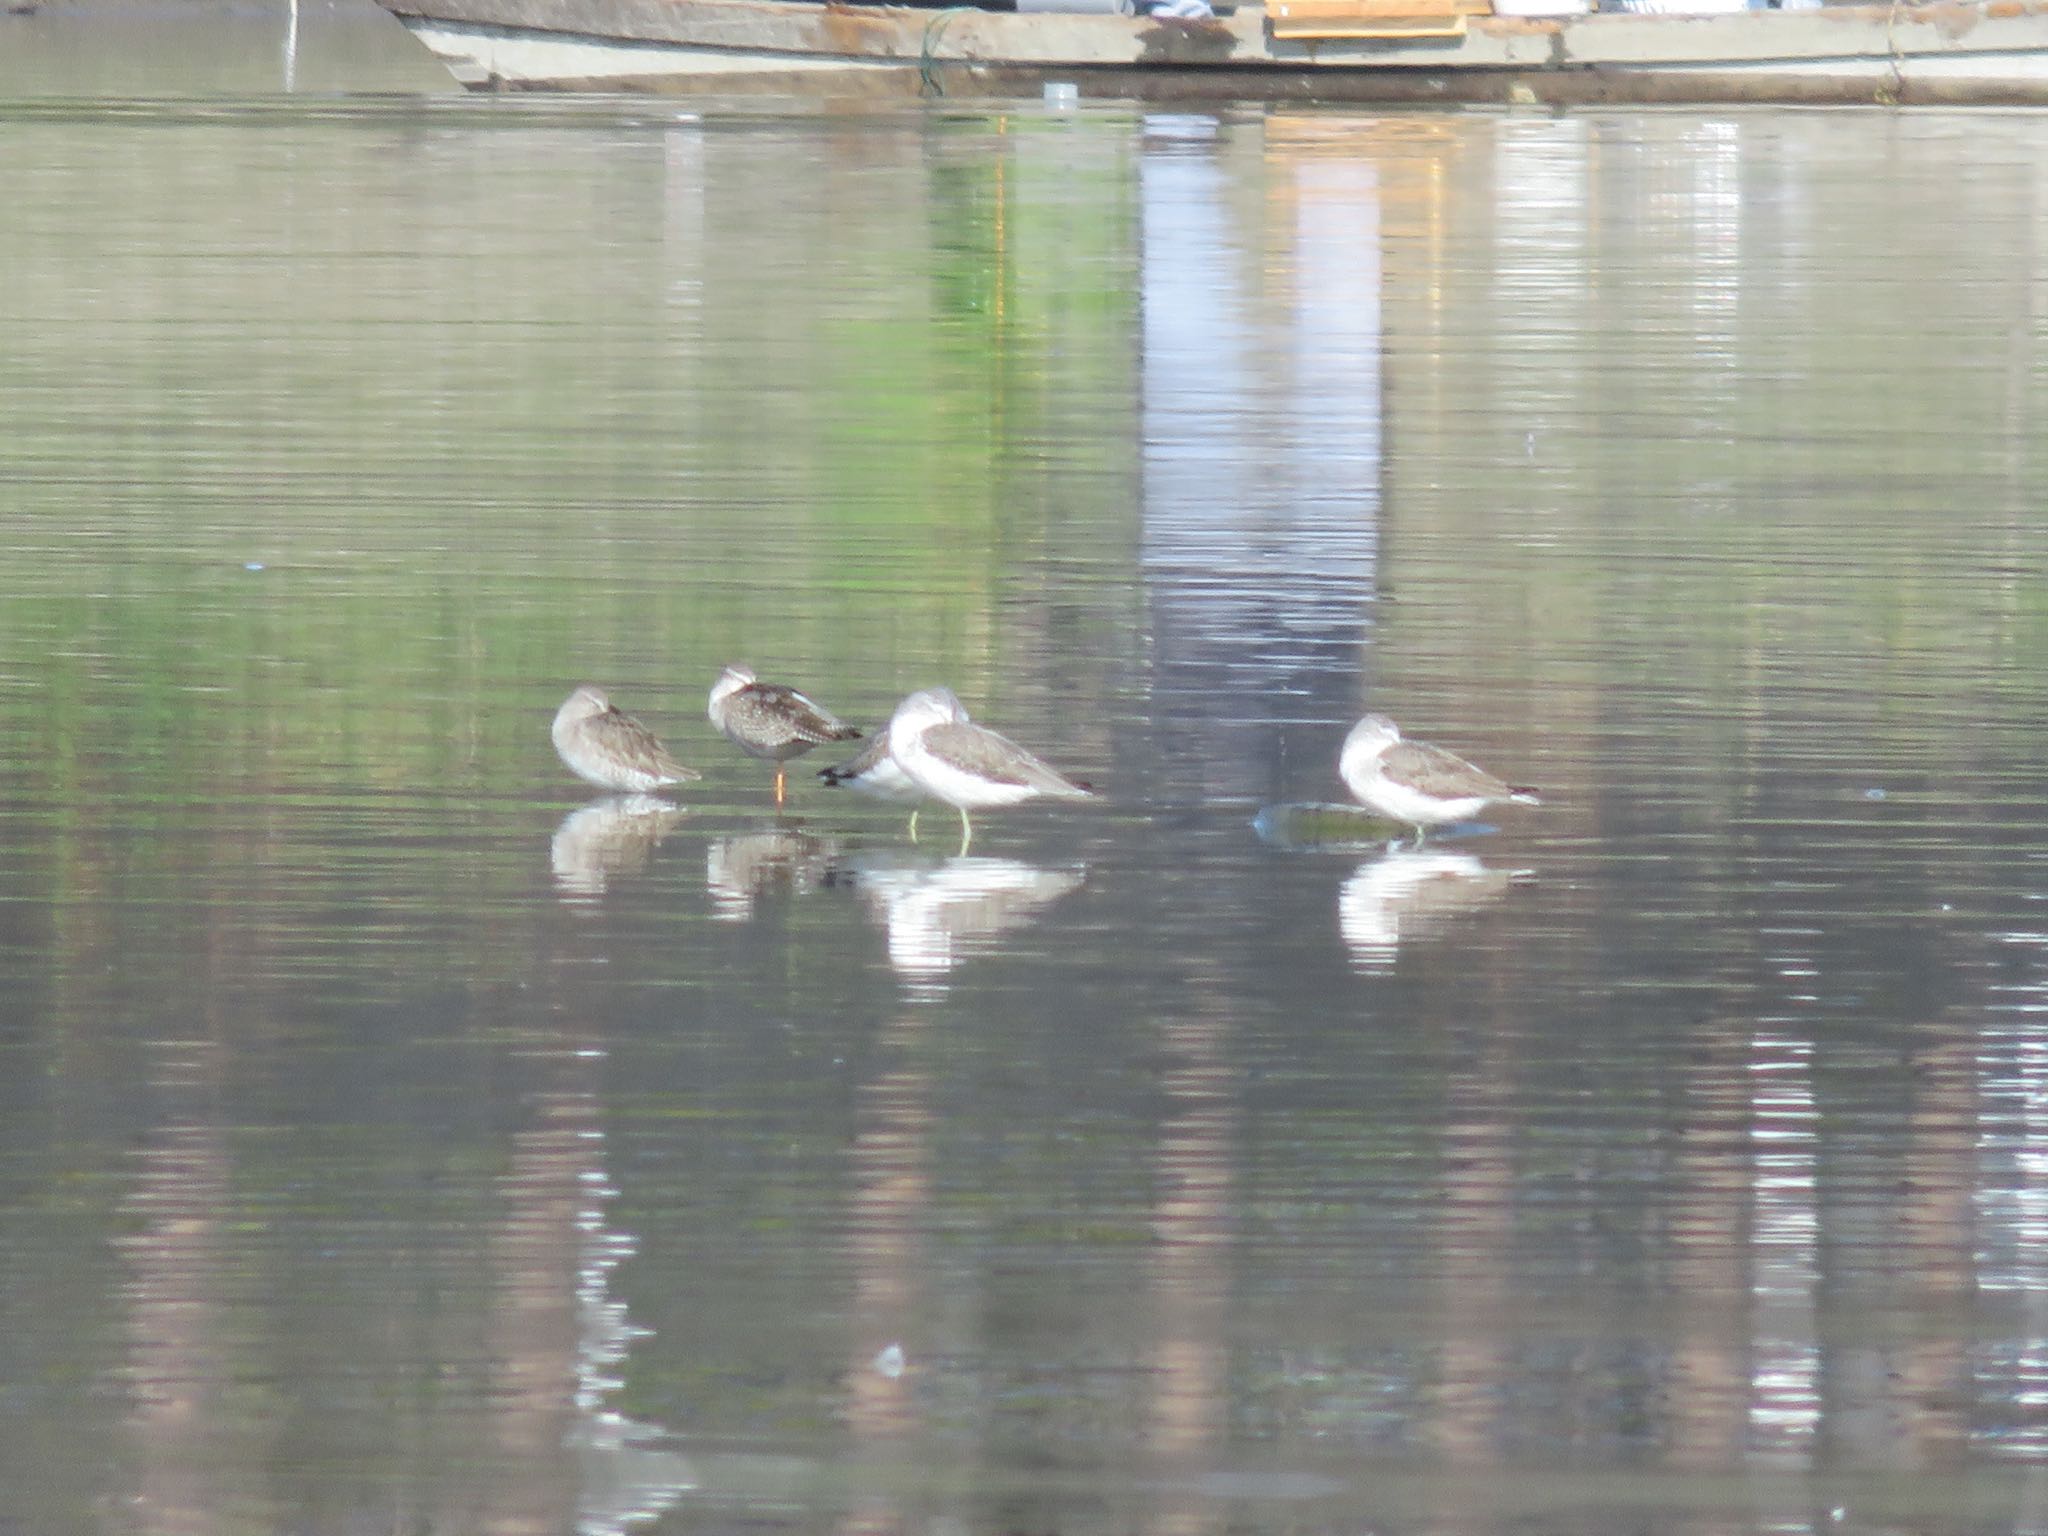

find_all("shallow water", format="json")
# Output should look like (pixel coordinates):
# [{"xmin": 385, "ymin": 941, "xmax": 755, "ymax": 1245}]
[{"xmin": 4, "ymin": 95, "xmax": 2048, "ymax": 1535}]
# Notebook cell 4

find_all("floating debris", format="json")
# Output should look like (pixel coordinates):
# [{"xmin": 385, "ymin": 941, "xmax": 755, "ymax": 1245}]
[{"xmin": 1252, "ymin": 801, "xmax": 1409, "ymax": 853}]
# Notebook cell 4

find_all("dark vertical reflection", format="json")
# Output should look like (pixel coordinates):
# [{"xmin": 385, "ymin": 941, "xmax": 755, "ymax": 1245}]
[
  {"xmin": 841, "ymin": 1010, "xmax": 933, "ymax": 1536},
  {"xmin": 1144, "ymin": 962, "xmax": 1237, "ymax": 1536},
  {"xmin": 482, "ymin": 1083, "xmax": 590, "ymax": 1536},
  {"xmin": 1423, "ymin": 1000, "xmax": 1513, "ymax": 1475},
  {"xmin": 1667, "ymin": 1019, "xmax": 1748, "ymax": 1477},
  {"xmin": 120, "ymin": 1040, "xmax": 238, "ymax": 1536},
  {"xmin": 1895, "ymin": 1026, "xmax": 1971, "ymax": 1467}
]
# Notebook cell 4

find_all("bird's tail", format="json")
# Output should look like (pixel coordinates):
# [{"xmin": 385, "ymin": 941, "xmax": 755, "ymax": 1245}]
[
  {"xmin": 1508, "ymin": 786, "xmax": 1542, "ymax": 806},
  {"xmin": 1034, "ymin": 774, "xmax": 1095, "ymax": 799}
]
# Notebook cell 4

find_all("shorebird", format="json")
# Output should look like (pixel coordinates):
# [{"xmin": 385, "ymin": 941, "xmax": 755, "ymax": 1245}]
[
  {"xmin": 552, "ymin": 685, "xmax": 702, "ymax": 794},
  {"xmin": 1338, "ymin": 713, "xmax": 1539, "ymax": 842},
  {"xmin": 707, "ymin": 664, "xmax": 862, "ymax": 808},
  {"xmin": 817, "ymin": 693, "xmax": 961, "ymax": 839},
  {"xmin": 818, "ymin": 732, "xmax": 923, "ymax": 805},
  {"xmin": 885, "ymin": 686, "xmax": 1093, "ymax": 854}
]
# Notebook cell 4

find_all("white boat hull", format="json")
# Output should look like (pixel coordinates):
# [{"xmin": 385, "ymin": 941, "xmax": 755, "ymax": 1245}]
[{"xmin": 383, "ymin": 0, "xmax": 2048, "ymax": 102}]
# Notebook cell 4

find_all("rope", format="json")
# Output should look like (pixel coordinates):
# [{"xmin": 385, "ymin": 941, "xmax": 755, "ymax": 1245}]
[
  {"xmin": 1876, "ymin": 0, "xmax": 1906, "ymax": 105},
  {"xmin": 919, "ymin": 6, "xmax": 975, "ymax": 95}
]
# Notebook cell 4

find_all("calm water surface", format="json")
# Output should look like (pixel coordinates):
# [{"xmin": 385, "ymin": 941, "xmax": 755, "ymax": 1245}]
[{"xmin": 4, "ymin": 96, "xmax": 2048, "ymax": 1535}]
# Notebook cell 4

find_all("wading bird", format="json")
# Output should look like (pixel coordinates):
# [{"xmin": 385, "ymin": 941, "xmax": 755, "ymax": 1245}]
[
  {"xmin": 1338, "ymin": 713, "xmax": 1539, "ymax": 842},
  {"xmin": 708, "ymin": 664, "xmax": 862, "ymax": 808},
  {"xmin": 552, "ymin": 685, "xmax": 701, "ymax": 794},
  {"xmin": 885, "ymin": 686, "xmax": 1092, "ymax": 854}
]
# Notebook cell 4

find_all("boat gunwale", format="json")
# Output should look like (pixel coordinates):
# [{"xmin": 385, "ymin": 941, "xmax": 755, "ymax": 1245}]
[{"xmin": 381, "ymin": 0, "xmax": 2048, "ymax": 101}]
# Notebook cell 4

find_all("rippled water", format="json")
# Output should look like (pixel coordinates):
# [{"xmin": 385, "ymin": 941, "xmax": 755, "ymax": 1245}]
[{"xmin": 4, "ymin": 96, "xmax": 2048, "ymax": 1535}]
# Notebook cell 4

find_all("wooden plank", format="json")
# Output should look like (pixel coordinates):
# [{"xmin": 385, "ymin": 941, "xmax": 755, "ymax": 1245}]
[
  {"xmin": 1269, "ymin": 0, "xmax": 1460, "ymax": 16},
  {"xmin": 1268, "ymin": 0, "xmax": 1467, "ymax": 38}
]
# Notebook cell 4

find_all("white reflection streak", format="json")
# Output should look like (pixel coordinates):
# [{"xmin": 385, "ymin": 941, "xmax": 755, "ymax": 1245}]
[
  {"xmin": 1138, "ymin": 117, "xmax": 1384, "ymax": 803},
  {"xmin": 574, "ymin": 1157, "xmax": 639, "ymax": 1418},
  {"xmin": 559, "ymin": 1099, "xmax": 696, "ymax": 1535},
  {"xmin": 663, "ymin": 120, "xmax": 706, "ymax": 313},
  {"xmin": 1140, "ymin": 118, "xmax": 1277, "ymax": 803},
  {"xmin": 1138, "ymin": 115, "xmax": 1254, "ymax": 704},
  {"xmin": 1678, "ymin": 121, "xmax": 1743, "ymax": 328},
  {"xmin": 1975, "ymin": 931, "xmax": 2048, "ymax": 1472},
  {"xmin": 1489, "ymin": 119, "xmax": 1592, "ymax": 477},
  {"xmin": 1285, "ymin": 157, "xmax": 1380, "ymax": 609},
  {"xmin": 1493, "ymin": 119, "xmax": 1590, "ymax": 300},
  {"xmin": 1747, "ymin": 1030, "xmax": 1819, "ymax": 1460},
  {"xmin": 1976, "ymin": 933, "xmax": 2048, "ymax": 1294}
]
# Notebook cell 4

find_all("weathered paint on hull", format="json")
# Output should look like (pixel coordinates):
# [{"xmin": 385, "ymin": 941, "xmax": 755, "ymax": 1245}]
[{"xmin": 388, "ymin": 0, "xmax": 2048, "ymax": 103}]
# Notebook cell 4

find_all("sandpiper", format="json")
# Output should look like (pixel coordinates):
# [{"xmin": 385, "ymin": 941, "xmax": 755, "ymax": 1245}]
[
  {"xmin": 1339, "ymin": 714, "xmax": 1539, "ymax": 841},
  {"xmin": 552, "ymin": 685, "xmax": 702, "ymax": 794},
  {"xmin": 707, "ymin": 664, "xmax": 862, "ymax": 808},
  {"xmin": 817, "ymin": 692, "xmax": 962, "ymax": 838},
  {"xmin": 886, "ymin": 686, "xmax": 1093, "ymax": 854},
  {"xmin": 818, "ymin": 732, "xmax": 923, "ymax": 805}
]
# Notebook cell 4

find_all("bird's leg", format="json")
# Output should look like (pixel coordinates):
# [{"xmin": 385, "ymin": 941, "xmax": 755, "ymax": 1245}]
[
  {"xmin": 957, "ymin": 805, "xmax": 972, "ymax": 858},
  {"xmin": 774, "ymin": 765, "xmax": 787, "ymax": 809},
  {"xmin": 907, "ymin": 807, "xmax": 920, "ymax": 843}
]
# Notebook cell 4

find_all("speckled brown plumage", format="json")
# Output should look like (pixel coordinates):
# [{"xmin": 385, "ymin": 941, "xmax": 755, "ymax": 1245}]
[{"xmin": 708, "ymin": 664, "xmax": 861, "ymax": 806}]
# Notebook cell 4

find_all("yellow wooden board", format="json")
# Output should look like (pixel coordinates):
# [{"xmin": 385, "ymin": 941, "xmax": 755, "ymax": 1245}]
[{"xmin": 1267, "ymin": 0, "xmax": 1471, "ymax": 38}]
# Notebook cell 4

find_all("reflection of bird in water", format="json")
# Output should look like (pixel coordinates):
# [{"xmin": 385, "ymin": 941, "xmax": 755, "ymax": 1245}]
[
  {"xmin": 1339, "ymin": 714, "xmax": 1538, "ymax": 842},
  {"xmin": 551, "ymin": 795, "xmax": 689, "ymax": 899},
  {"xmin": 1338, "ymin": 848, "xmax": 1529, "ymax": 973},
  {"xmin": 553, "ymin": 685, "xmax": 702, "ymax": 794},
  {"xmin": 885, "ymin": 687, "xmax": 1093, "ymax": 854},
  {"xmin": 705, "ymin": 827, "xmax": 841, "ymax": 922},
  {"xmin": 832, "ymin": 850, "xmax": 1086, "ymax": 981},
  {"xmin": 707, "ymin": 665, "xmax": 861, "ymax": 809}
]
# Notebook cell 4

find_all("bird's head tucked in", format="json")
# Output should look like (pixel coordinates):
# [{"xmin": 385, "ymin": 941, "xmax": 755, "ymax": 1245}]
[
  {"xmin": 887, "ymin": 687, "xmax": 970, "ymax": 750},
  {"xmin": 556, "ymin": 684, "xmax": 612, "ymax": 727},
  {"xmin": 709, "ymin": 664, "xmax": 757, "ymax": 713},
  {"xmin": 1340, "ymin": 712, "xmax": 1402, "ymax": 772}
]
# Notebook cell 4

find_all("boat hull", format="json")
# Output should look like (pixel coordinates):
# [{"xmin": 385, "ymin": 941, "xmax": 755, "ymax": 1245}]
[{"xmin": 379, "ymin": 0, "xmax": 2048, "ymax": 103}]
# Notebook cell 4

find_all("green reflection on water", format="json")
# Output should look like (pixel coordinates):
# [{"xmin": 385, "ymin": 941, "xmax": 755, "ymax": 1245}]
[{"xmin": 3, "ymin": 100, "xmax": 2048, "ymax": 1536}]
